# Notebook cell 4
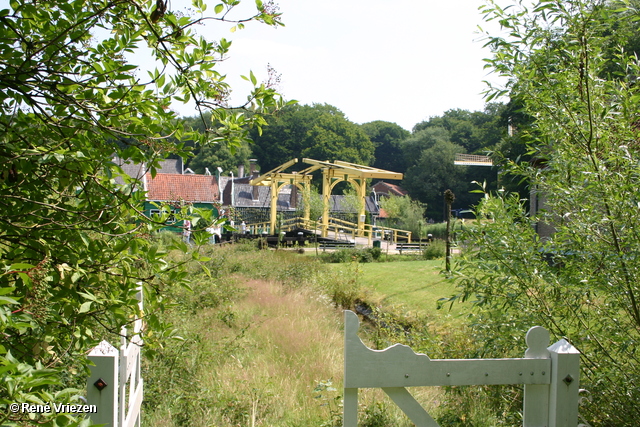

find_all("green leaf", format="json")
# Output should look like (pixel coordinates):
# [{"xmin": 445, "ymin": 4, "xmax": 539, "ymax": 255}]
[
  {"xmin": 0, "ymin": 287, "xmax": 16, "ymax": 296},
  {"xmin": 78, "ymin": 292, "xmax": 97, "ymax": 302},
  {"xmin": 0, "ymin": 296, "xmax": 19, "ymax": 305},
  {"xmin": 6, "ymin": 263, "xmax": 36, "ymax": 271},
  {"xmin": 78, "ymin": 301, "xmax": 92, "ymax": 313}
]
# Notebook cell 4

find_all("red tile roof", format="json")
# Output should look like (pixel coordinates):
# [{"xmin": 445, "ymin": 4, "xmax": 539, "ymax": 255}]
[
  {"xmin": 372, "ymin": 181, "xmax": 407, "ymax": 197},
  {"xmin": 145, "ymin": 173, "xmax": 219, "ymax": 203}
]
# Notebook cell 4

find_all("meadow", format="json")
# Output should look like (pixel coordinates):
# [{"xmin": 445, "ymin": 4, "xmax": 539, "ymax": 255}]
[
  {"xmin": 346, "ymin": 260, "xmax": 468, "ymax": 320},
  {"xmin": 142, "ymin": 238, "xmax": 495, "ymax": 426}
]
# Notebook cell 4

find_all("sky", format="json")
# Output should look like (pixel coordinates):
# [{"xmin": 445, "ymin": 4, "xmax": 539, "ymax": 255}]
[
  {"xmin": 167, "ymin": 0, "xmax": 507, "ymax": 131},
  {"xmin": 0, "ymin": 0, "xmax": 507, "ymax": 131}
]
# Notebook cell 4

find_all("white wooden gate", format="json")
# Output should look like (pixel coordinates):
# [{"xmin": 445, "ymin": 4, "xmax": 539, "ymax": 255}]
[
  {"xmin": 343, "ymin": 310, "xmax": 580, "ymax": 427},
  {"xmin": 86, "ymin": 291, "xmax": 144, "ymax": 427}
]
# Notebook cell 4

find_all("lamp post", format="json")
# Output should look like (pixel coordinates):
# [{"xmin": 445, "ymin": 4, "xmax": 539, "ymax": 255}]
[{"xmin": 444, "ymin": 189, "xmax": 455, "ymax": 273}]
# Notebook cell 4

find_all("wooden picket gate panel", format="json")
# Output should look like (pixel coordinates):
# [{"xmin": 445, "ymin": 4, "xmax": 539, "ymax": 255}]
[
  {"xmin": 87, "ymin": 289, "xmax": 143, "ymax": 427},
  {"xmin": 343, "ymin": 310, "xmax": 580, "ymax": 427}
]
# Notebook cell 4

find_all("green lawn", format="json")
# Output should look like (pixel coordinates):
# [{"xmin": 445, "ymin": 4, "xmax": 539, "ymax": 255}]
[{"xmin": 333, "ymin": 259, "xmax": 470, "ymax": 323}]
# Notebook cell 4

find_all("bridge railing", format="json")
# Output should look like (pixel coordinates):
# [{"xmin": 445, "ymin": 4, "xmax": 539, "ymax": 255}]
[{"xmin": 271, "ymin": 217, "xmax": 413, "ymax": 245}]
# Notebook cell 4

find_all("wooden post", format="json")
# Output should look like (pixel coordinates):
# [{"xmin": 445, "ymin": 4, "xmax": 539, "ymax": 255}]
[
  {"xmin": 88, "ymin": 341, "xmax": 119, "ymax": 427},
  {"xmin": 523, "ymin": 326, "xmax": 551, "ymax": 426},
  {"xmin": 355, "ymin": 178, "xmax": 366, "ymax": 237},
  {"xmin": 548, "ymin": 339, "xmax": 580, "ymax": 427},
  {"xmin": 269, "ymin": 181, "xmax": 278, "ymax": 235},
  {"xmin": 343, "ymin": 388, "xmax": 358, "ymax": 427},
  {"xmin": 322, "ymin": 169, "xmax": 331, "ymax": 238}
]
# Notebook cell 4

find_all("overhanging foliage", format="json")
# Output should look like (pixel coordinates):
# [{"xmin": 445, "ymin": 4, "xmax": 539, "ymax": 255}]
[
  {"xmin": 0, "ymin": 0, "xmax": 288, "ymax": 425},
  {"xmin": 451, "ymin": 1, "xmax": 640, "ymax": 424}
]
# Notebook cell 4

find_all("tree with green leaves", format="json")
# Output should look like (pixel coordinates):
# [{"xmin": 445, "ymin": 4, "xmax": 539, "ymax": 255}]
[
  {"xmin": 413, "ymin": 105, "xmax": 505, "ymax": 154},
  {"xmin": 401, "ymin": 107, "xmax": 505, "ymax": 220},
  {"xmin": 451, "ymin": 1, "xmax": 640, "ymax": 424},
  {"xmin": 378, "ymin": 194, "xmax": 426, "ymax": 238},
  {"xmin": 249, "ymin": 103, "xmax": 375, "ymax": 172},
  {"xmin": 401, "ymin": 126, "xmax": 452, "ymax": 167},
  {"xmin": 186, "ymin": 140, "xmax": 253, "ymax": 175},
  {"xmin": 0, "ymin": 0, "xmax": 288, "ymax": 425},
  {"xmin": 402, "ymin": 135, "xmax": 468, "ymax": 221},
  {"xmin": 181, "ymin": 114, "xmax": 254, "ymax": 175},
  {"xmin": 360, "ymin": 120, "xmax": 410, "ymax": 173}
]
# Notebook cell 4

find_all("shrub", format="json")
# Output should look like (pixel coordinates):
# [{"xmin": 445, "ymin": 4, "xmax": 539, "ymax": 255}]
[
  {"xmin": 320, "ymin": 247, "xmax": 382, "ymax": 263},
  {"xmin": 378, "ymin": 195, "xmax": 426, "ymax": 237},
  {"xmin": 361, "ymin": 401, "xmax": 394, "ymax": 427},
  {"xmin": 370, "ymin": 247, "xmax": 382, "ymax": 260},
  {"xmin": 423, "ymin": 239, "xmax": 446, "ymax": 260},
  {"xmin": 322, "ymin": 248, "xmax": 357, "ymax": 263}
]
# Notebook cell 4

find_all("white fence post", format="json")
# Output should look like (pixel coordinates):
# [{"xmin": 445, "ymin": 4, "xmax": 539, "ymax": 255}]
[
  {"xmin": 548, "ymin": 339, "xmax": 580, "ymax": 427},
  {"xmin": 87, "ymin": 287, "xmax": 144, "ymax": 427},
  {"xmin": 523, "ymin": 326, "xmax": 551, "ymax": 426},
  {"xmin": 87, "ymin": 341, "xmax": 119, "ymax": 427},
  {"xmin": 118, "ymin": 330, "xmax": 143, "ymax": 427},
  {"xmin": 118, "ymin": 286, "xmax": 144, "ymax": 427}
]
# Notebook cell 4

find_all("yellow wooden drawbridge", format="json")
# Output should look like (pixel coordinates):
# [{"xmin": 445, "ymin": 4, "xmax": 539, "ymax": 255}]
[{"xmin": 249, "ymin": 158, "xmax": 409, "ymax": 240}]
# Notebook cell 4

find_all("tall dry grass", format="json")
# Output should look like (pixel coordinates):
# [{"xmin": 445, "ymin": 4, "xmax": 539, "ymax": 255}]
[{"xmin": 210, "ymin": 279, "xmax": 343, "ymax": 424}]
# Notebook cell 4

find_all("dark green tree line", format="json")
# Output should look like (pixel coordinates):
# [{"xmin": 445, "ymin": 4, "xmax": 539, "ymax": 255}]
[
  {"xmin": 360, "ymin": 120, "xmax": 410, "ymax": 173},
  {"xmin": 181, "ymin": 113, "xmax": 253, "ymax": 175},
  {"xmin": 248, "ymin": 103, "xmax": 375, "ymax": 172},
  {"xmin": 400, "ymin": 106, "xmax": 506, "ymax": 220},
  {"xmin": 180, "ymin": 103, "xmax": 507, "ymax": 222}
]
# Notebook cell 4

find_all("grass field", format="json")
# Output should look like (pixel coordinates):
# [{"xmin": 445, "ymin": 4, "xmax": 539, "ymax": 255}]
[
  {"xmin": 143, "ymin": 245, "xmax": 447, "ymax": 426},
  {"xmin": 143, "ymin": 242, "xmax": 491, "ymax": 426},
  {"xmin": 329, "ymin": 259, "xmax": 469, "ymax": 323}
]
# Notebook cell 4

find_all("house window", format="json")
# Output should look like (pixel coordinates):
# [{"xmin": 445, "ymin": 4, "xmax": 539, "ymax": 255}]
[{"xmin": 150, "ymin": 208, "xmax": 176, "ymax": 223}]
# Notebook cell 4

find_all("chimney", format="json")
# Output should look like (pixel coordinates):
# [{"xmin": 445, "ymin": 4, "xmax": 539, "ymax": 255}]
[
  {"xmin": 249, "ymin": 159, "xmax": 260, "ymax": 201},
  {"xmin": 249, "ymin": 159, "xmax": 258, "ymax": 178},
  {"xmin": 238, "ymin": 164, "xmax": 245, "ymax": 178}
]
